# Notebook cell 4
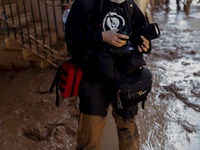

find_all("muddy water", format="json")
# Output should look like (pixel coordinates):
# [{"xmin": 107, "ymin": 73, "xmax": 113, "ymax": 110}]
[{"xmin": 137, "ymin": 1, "xmax": 200, "ymax": 149}]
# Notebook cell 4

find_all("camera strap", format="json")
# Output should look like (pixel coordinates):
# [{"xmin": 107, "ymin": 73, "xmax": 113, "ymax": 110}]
[
  {"xmin": 124, "ymin": 0, "xmax": 135, "ymax": 27},
  {"xmin": 84, "ymin": 0, "xmax": 103, "ymax": 31}
]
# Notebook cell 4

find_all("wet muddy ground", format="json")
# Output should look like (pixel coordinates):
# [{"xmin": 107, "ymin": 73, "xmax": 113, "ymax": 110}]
[
  {"xmin": 138, "ymin": 1, "xmax": 200, "ymax": 149},
  {"xmin": 0, "ymin": 68, "xmax": 79, "ymax": 150},
  {"xmin": 0, "ymin": 1, "xmax": 200, "ymax": 150}
]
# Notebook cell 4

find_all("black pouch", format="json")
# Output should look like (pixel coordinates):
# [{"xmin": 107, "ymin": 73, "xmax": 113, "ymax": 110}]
[{"xmin": 116, "ymin": 67, "xmax": 153, "ymax": 109}]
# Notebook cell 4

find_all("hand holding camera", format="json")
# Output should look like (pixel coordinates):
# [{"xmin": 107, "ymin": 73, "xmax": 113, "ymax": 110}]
[
  {"xmin": 119, "ymin": 23, "xmax": 161, "ymax": 52},
  {"xmin": 102, "ymin": 29, "xmax": 129, "ymax": 47},
  {"xmin": 102, "ymin": 23, "xmax": 161, "ymax": 55},
  {"xmin": 137, "ymin": 35, "xmax": 150, "ymax": 53}
]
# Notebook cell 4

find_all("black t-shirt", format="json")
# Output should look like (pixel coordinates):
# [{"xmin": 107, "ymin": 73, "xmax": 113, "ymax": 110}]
[
  {"xmin": 65, "ymin": 0, "xmax": 151, "ymax": 71},
  {"xmin": 102, "ymin": 1, "xmax": 127, "ymax": 31}
]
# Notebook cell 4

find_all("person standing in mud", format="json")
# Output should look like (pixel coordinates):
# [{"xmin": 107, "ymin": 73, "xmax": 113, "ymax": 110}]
[{"xmin": 65, "ymin": 0, "xmax": 152, "ymax": 149}]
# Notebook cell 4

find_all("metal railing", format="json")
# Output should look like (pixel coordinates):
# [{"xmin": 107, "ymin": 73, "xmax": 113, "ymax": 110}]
[{"xmin": 0, "ymin": 0, "xmax": 73, "ymax": 68}]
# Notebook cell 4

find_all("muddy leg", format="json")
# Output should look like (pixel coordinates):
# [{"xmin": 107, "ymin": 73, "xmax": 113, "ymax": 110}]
[
  {"xmin": 76, "ymin": 113, "xmax": 106, "ymax": 150},
  {"xmin": 165, "ymin": 0, "xmax": 170, "ymax": 12},
  {"xmin": 186, "ymin": 0, "xmax": 192, "ymax": 15},
  {"xmin": 112, "ymin": 105, "xmax": 139, "ymax": 150},
  {"xmin": 177, "ymin": 0, "xmax": 181, "ymax": 11}
]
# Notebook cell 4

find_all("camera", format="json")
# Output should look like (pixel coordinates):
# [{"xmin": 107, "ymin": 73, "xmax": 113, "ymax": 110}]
[
  {"xmin": 109, "ymin": 25, "xmax": 133, "ymax": 55},
  {"xmin": 135, "ymin": 23, "xmax": 161, "ymax": 45},
  {"xmin": 109, "ymin": 23, "xmax": 161, "ymax": 55},
  {"xmin": 118, "ymin": 25, "xmax": 133, "ymax": 37}
]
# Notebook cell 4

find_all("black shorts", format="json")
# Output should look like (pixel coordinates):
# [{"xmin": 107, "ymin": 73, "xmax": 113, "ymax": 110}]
[{"xmin": 78, "ymin": 76, "xmax": 138, "ymax": 119}]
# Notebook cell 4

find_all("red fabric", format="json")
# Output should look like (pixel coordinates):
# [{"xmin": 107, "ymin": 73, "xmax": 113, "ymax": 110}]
[
  {"xmin": 72, "ymin": 64, "xmax": 83, "ymax": 97},
  {"xmin": 59, "ymin": 62, "xmax": 83, "ymax": 97}
]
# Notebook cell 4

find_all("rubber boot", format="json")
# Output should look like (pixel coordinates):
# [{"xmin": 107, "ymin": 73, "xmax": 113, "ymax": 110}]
[
  {"xmin": 112, "ymin": 109, "xmax": 139, "ymax": 150},
  {"xmin": 76, "ymin": 113, "xmax": 106, "ymax": 150}
]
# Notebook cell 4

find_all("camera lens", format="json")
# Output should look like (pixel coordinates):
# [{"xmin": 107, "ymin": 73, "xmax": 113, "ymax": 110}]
[
  {"xmin": 121, "ymin": 28, "xmax": 129, "ymax": 35},
  {"xmin": 119, "ymin": 25, "xmax": 132, "ymax": 37},
  {"xmin": 154, "ymin": 23, "xmax": 160, "ymax": 37}
]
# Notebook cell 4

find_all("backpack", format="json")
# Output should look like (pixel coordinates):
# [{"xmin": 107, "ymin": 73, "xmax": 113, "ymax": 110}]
[{"xmin": 49, "ymin": 59, "xmax": 83, "ymax": 106}]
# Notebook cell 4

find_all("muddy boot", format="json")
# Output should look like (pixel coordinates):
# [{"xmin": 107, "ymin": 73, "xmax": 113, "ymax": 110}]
[
  {"xmin": 76, "ymin": 113, "xmax": 106, "ymax": 150},
  {"xmin": 112, "ymin": 106, "xmax": 139, "ymax": 150}
]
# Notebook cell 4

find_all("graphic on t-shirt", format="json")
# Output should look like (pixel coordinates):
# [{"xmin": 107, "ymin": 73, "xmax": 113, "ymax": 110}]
[{"xmin": 102, "ymin": 12, "xmax": 125, "ymax": 31}]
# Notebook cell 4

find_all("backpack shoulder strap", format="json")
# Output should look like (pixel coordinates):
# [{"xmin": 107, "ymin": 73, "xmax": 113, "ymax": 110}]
[
  {"xmin": 83, "ymin": 0, "xmax": 94, "ymax": 13},
  {"xmin": 83, "ymin": 0, "xmax": 102, "ymax": 31},
  {"xmin": 49, "ymin": 60, "xmax": 69, "ymax": 106},
  {"xmin": 49, "ymin": 66, "xmax": 61, "ymax": 106}
]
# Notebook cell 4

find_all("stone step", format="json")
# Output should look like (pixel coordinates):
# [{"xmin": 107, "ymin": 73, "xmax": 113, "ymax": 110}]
[
  {"xmin": 0, "ymin": 0, "xmax": 16, "ymax": 5},
  {"xmin": 0, "ymin": 0, "xmax": 67, "ymax": 69},
  {"xmin": 23, "ymin": 54, "xmax": 50, "ymax": 69},
  {"xmin": 7, "ymin": 12, "xmax": 31, "ymax": 28},
  {"xmin": 5, "ymin": 31, "xmax": 57, "ymax": 58},
  {"xmin": 23, "ymin": 40, "xmax": 67, "ymax": 68},
  {"xmin": 3, "ymin": 40, "xmax": 66, "ymax": 69},
  {"xmin": 37, "ymin": 31, "xmax": 58, "ymax": 47},
  {"xmin": 1, "ymin": 22, "xmax": 45, "ymax": 47},
  {"xmin": 52, "ymin": 39, "xmax": 66, "ymax": 53},
  {"xmin": 0, "ymin": 46, "xmax": 34, "ymax": 69},
  {"xmin": 0, "ymin": 3, "xmax": 17, "ymax": 17},
  {"xmin": 13, "ymin": 22, "xmax": 45, "ymax": 37},
  {"xmin": 5, "ymin": 42, "xmax": 34, "ymax": 59}
]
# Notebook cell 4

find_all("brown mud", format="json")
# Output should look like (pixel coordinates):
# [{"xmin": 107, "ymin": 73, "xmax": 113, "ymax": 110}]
[
  {"xmin": 137, "ymin": 1, "xmax": 200, "ymax": 149},
  {"xmin": 1, "ymin": 1, "xmax": 200, "ymax": 150},
  {"xmin": 0, "ymin": 68, "xmax": 79, "ymax": 150}
]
